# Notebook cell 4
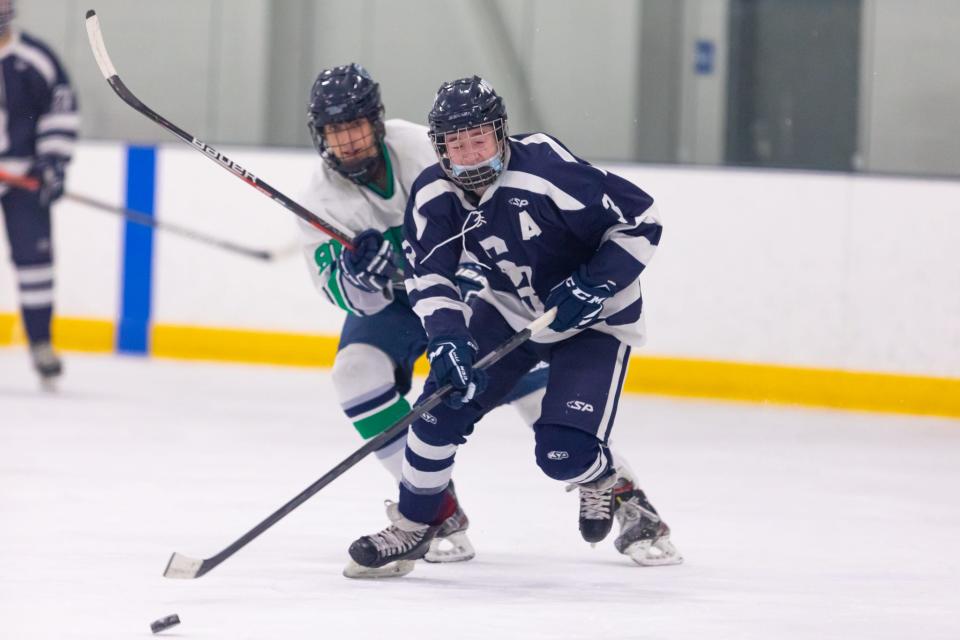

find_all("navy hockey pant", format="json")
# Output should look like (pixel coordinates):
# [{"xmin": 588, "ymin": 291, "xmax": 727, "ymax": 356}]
[
  {"xmin": 336, "ymin": 294, "xmax": 549, "ymax": 474},
  {"xmin": 399, "ymin": 299, "xmax": 630, "ymax": 524},
  {"xmin": 2, "ymin": 186, "xmax": 54, "ymax": 345}
]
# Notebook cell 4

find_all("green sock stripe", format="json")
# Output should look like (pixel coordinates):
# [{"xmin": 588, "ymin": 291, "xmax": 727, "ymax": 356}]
[{"xmin": 354, "ymin": 396, "xmax": 412, "ymax": 439}]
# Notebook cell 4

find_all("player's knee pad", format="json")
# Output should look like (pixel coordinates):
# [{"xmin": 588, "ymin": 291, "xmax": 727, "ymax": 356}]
[
  {"xmin": 331, "ymin": 343, "xmax": 395, "ymax": 405},
  {"xmin": 534, "ymin": 423, "xmax": 607, "ymax": 482}
]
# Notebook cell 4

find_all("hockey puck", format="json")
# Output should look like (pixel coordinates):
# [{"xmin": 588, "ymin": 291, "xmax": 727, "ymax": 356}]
[{"xmin": 150, "ymin": 614, "xmax": 180, "ymax": 634}]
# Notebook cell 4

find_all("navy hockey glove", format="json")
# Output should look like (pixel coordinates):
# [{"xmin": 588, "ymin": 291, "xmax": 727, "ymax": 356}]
[
  {"xmin": 454, "ymin": 262, "xmax": 488, "ymax": 303},
  {"xmin": 427, "ymin": 335, "xmax": 488, "ymax": 409},
  {"xmin": 545, "ymin": 267, "xmax": 614, "ymax": 332},
  {"xmin": 28, "ymin": 156, "xmax": 67, "ymax": 207},
  {"xmin": 338, "ymin": 229, "xmax": 398, "ymax": 292}
]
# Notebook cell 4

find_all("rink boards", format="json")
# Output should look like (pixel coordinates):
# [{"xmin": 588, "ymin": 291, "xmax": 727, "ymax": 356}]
[{"xmin": 1, "ymin": 142, "xmax": 958, "ymax": 417}]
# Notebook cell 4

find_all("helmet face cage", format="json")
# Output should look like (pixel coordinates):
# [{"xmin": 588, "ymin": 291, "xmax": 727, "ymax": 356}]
[
  {"xmin": 431, "ymin": 117, "xmax": 508, "ymax": 191},
  {"xmin": 308, "ymin": 108, "xmax": 385, "ymax": 184},
  {"xmin": 307, "ymin": 63, "xmax": 385, "ymax": 184}
]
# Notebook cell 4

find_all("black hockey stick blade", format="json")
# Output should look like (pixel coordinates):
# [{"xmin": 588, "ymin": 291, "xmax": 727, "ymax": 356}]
[
  {"xmin": 63, "ymin": 193, "xmax": 272, "ymax": 261},
  {"xmin": 162, "ymin": 309, "xmax": 557, "ymax": 579},
  {"xmin": 84, "ymin": 10, "xmax": 356, "ymax": 250},
  {"xmin": 0, "ymin": 167, "xmax": 272, "ymax": 261}
]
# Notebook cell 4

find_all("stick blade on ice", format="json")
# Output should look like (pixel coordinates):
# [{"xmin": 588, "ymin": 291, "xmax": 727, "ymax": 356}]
[{"xmin": 163, "ymin": 553, "xmax": 205, "ymax": 579}]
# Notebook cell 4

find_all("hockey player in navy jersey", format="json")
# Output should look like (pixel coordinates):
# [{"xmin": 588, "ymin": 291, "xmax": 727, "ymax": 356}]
[
  {"xmin": 347, "ymin": 76, "xmax": 681, "ymax": 575},
  {"xmin": 0, "ymin": 1, "xmax": 78, "ymax": 388},
  {"xmin": 299, "ymin": 65, "xmax": 548, "ymax": 577}
]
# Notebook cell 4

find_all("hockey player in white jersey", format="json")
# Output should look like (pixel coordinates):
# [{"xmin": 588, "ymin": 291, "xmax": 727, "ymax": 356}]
[
  {"xmin": 347, "ymin": 76, "xmax": 682, "ymax": 576},
  {"xmin": 298, "ymin": 65, "xmax": 547, "ymax": 577},
  {"xmin": 0, "ymin": 0, "xmax": 78, "ymax": 388}
]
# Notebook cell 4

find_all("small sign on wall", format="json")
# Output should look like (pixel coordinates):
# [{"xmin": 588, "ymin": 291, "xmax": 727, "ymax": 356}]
[{"xmin": 695, "ymin": 39, "xmax": 715, "ymax": 75}]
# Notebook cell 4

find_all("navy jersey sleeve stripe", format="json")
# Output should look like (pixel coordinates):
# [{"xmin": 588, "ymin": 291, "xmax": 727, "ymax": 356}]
[
  {"xmin": 37, "ymin": 112, "xmax": 80, "ymax": 135},
  {"xmin": 402, "ymin": 169, "xmax": 473, "ymax": 340},
  {"xmin": 561, "ymin": 170, "xmax": 662, "ymax": 290}
]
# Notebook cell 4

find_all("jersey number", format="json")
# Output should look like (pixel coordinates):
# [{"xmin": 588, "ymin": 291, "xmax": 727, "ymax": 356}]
[
  {"xmin": 602, "ymin": 193, "xmax": 628, "ymax": 224},
  {"xmin": 479, "ymin": 235, "xmax": 544, "ymax": 314}
]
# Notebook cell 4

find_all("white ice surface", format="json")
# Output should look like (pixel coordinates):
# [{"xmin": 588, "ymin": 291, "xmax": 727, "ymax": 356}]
[{"xmin": 1, "ymin": 350, "xmax": 959, "ymax": 640}]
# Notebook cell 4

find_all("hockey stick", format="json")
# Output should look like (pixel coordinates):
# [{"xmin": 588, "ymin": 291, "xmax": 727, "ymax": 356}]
[
  {"xmin": 84, "ymin": 9, "xmax": 355, "ymax": 251},
  {"xmin": 163, "ymin": 308, "xmax": 557, "ymax": 579},
  {"xmin": 0, "ymin": 170, "xmax": 273, "ymax": 261}
]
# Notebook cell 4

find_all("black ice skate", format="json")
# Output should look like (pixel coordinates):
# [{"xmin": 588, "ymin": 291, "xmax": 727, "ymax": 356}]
[
  {"xmin": 343, "ymin": 501, "xmax": 440, "ymax": 579},
  {"xmin": 613, "ymin": 489, "xmax": 683, "ymax": 566},
  {"xmin": 425, "ymin": 481, "xmax": 476, "ymax": 563},
  {"xmin": 569, "ymin": 468, "xmax": 637, "ymax": 544},
  {"xmin": 30, "ymin": 342, "xmax": 62, "ymax": 391}
]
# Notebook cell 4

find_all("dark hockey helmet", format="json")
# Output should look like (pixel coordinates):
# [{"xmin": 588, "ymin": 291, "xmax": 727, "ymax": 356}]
[
  {"xmin": 0, "ymin": 0, "xmax": 14, "ymax": 36},
  {"xmin": 307, "ymin": 63, "xmax": 386, "ymax": 184},
  {"xmin": 428, "ymin": 76, "xmax": 508, "ymax": 191}
]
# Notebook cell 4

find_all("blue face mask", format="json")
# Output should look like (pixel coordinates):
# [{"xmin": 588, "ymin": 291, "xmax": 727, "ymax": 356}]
[{"xmin": 451, "ymin": 154, "xmax": 503, "ymax": 177}]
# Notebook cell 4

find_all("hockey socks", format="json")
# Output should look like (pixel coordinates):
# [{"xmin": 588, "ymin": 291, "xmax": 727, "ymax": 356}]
[{"xmin": 341, "ymin": 387, "xmax": 411, "ymax": 481}]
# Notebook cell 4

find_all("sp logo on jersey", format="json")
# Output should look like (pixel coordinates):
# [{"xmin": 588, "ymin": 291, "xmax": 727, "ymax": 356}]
[
  {"xmin": 420, "ymin": 412, "xmax": 438, "ymax": 424},
  {"xmin": 547, "ymin": 450, "xmax": 570, "ymax": 460},
  {"xmin": 566, "ymin": 400, "xmax": 594, "ymax": 413},
  {"xmin": 508, "ymin": 197, "xmax": 529, "ymax": 208}
]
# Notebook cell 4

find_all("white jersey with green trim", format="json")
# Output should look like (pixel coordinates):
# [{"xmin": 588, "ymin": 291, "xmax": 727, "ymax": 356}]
[{"xmin": 299, "ymin": 119, "xmax": 437, "ymax": 316}]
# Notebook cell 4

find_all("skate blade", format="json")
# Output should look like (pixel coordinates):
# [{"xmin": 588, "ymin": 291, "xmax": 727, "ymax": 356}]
[
  {"xmin": 424, "ymin": 532, "xmax": 476, "ymax": 563},
  {"xmin": 342, "ymin": 559, "xmax": 415, "ymax": 579},
  {"xmin": 623, "ymin": 538, "xmax": 684, "ymax": 567},
  {"xmin": 39, "ymin": 377, "xmax": 60, "ymax": 393}
]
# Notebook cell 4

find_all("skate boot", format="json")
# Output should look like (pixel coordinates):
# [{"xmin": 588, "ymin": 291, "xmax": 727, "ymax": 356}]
[
  {"xmin": 569, "ymin": 467, "xmax": 638, "ymax": 544},
  {"xmin": 425, "ymin": 481, "xmax": 476, "ymax": 563},
  {"xmin": 614, "ymin": 489, "xmax": 683, "ymax": 566},
  {"xmin": 344, "ymin": 500, "xmax": 440, "ymax": 579},
  {"xmin": 30, "ymin": 342, "xmax": 62, "ymax": 391}
]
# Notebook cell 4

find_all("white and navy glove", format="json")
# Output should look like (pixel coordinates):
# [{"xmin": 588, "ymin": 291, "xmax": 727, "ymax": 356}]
[
  {"xmin": 28, "ymin": 156, "xmax": 68, "ymax": 207},
  {"xmin": 338, "ymin": 229, "xmax": 398, "ymax": 292},
  {"xmin": 454, "ymin": 262, "xmax": 488, "ymax": 303},
  {"xmin": 426, "ymin": 335, "xmax": 488, "ymax": 409},
  {"xmin": 544, "ymin": 267, "xmax": 614, "ymax": 332}
]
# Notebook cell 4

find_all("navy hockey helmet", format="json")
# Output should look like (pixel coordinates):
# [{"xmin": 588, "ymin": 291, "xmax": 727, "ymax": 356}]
[
  {"xmin": 0, "ymin": 0, "xmax": 14, "ymax": 36},
  {"xmin": 428, "ymin": 76, "xmax": 508, "ymax": 191},
  {"xmin": 307, "ymin": 63, "xmax": 385, "ymax": 184}
]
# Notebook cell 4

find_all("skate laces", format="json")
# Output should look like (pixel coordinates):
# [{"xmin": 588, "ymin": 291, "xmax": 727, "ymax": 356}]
[
  {"xmin": 367, "ymin": 525, "xmax": 424, "ymax": 555},
  {"xmin": 568, "ymin": 483, "xmax": 614, "ymax": 520},
  {"xmin": 366, "ymin": 500, "xmax": 427, "ymax": 554}
]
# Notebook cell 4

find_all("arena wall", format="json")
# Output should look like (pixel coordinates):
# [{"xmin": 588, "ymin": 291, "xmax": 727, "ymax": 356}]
[{"xmin": 2, "ymin": 142, "xmax": 958, "ymax": 416}]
